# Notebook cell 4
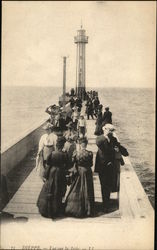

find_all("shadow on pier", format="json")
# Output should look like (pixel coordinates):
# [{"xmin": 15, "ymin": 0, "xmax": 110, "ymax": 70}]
[{"xmin": 0, "ymin": 211, "xmax": 28, "ymax": 223}]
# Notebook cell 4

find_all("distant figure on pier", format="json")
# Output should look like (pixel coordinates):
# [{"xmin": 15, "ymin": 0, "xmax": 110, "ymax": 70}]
[
  {"xmin": 71, "ymin": 105, "xmax": 79, "ymax": 130},
  {"xmin": 70, "ymin": 88, "xmax": 75, "ymax": 97},
  {"xmin": 85, "ymin": 91, "xmax": 89, "ymax": 101},
  {"xmin": 75, "ymin": 97, "xmax": 82, "ymax": 112},
  {"xmin": 69, "ymin": 96, "xmax": 75, "ymax": 108},
  {"xmin": 64, "ymin": 104, "xmax": 73, "ymax": 122},
  {"xmin": 102, "ymin": 106, "xmax": 112, "ymax": 126},
  {"xmin": 65, "ymin": 137, "xmax": 95, "ymax": 218},
  {"xmin": 86, "ymin": 99, "xmax": 94, "ymax": 120},
  {"xmin": 37, "ymin": 136, "xmax": 69, "ymax": 218},
  {"xmin": 94, "ymin": 104, "xmax": 103, "ymax": 136},
  {"xmin": 45, "ymin": 104, "xmax": 57, "ymax": 124},
  {"xmin": 35, "ymin": 123, "xmax": 57, "ymax": 178},
  {"xmin": 54, "ymin": 111, "xmax": 60, "ymax": 128},
  {"xmin": 77, "ymin": 114, "xmax": 87, "ymax": 138},
  {"xmin": 95, "ymin": 124, "xmax": 128, "ymax": 213},
  {"xmin": 58, "ymin": 111, "xmax": 68, "ymax": 132},
  {"xmin": 93, "ymin": 96, "xmax": 100, "ymax": 117}
]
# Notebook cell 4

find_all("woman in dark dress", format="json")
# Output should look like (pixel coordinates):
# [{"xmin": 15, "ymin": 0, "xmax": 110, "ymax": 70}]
[
  {"xmin": 86, "ymin": 100, "xmax": 94, "ymax": 120},
  {"xmin": 64, "ymin": 122, "xmax": 78, "ymax": 167},
  {"xmin": 37, "ymin": 136, "xmax": 69, "ymax": 218},
  {"xmin": 94, "ymin": 104, "xmax": 103, "ymax": 136},
  {"xmin": 65, "ymin": 137, "xmax": 95, "ymax": 218}
]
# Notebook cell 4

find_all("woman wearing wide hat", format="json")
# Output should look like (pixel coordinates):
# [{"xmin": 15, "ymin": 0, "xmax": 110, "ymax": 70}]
[
  {"xmin": 94, "ymin": 104, "xmax": 103, "ymax": 136},
  {"xmin": 37, "ymin": 136, "xmax": 69, "ymax": 218},
  {"xmin": 95, "ymin": 124, "xmax": 128, "ymax": 212}
]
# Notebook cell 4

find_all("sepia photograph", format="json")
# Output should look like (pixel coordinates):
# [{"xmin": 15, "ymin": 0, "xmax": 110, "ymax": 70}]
[{"xmin": 1, "ymin": 1, "xmax": 155, "ymax": 249}]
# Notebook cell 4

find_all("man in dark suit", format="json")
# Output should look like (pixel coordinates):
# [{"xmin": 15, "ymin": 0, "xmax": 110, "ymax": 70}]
[{"xmin": 102, "ymin": 106, "xmax": 112, "ymax": 126}]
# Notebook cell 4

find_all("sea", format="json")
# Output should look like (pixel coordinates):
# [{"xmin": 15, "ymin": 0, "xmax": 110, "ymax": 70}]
[{"xmin": 1, "ymin": 85, "xmax": 155, "ymax": 208}]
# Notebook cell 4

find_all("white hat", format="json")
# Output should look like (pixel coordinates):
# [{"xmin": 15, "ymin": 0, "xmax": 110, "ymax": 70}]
[
  {"xmin": 103, "ymin": 123, "xmax": 115, "ymax": 132},
  {"xmin": 42, "ymin": 123, "xmax": 53, "ymax": 130}
]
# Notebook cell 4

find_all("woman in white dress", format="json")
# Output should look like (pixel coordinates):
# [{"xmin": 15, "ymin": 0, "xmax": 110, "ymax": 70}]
[
  {"xmin": 71, "ymin": 105, "xmax": 80, "ymax": 131},
  {"xmin": 35, "ymin": 123, "xmax": 57, "ymax": 179}
]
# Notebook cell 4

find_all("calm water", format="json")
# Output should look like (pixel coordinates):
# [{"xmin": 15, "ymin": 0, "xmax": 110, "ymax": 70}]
[
  {"xmin": 1, "ymin": 86, "xmax": 155, "ymax": 207},
  {"xmin": 1, "ymin": 86, "xmax": 62, "ymax": 150}
]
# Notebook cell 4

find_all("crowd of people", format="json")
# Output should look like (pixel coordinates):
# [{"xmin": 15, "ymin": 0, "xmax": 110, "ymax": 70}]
[{"xmin": 35, "ymin": 89, "xmax": 128, "ymax": 219}]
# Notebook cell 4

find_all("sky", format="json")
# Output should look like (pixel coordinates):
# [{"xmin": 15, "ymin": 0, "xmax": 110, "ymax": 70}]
[{"xmin": 2, "ymin": 1, "xmax": 156, "ymax": 89}]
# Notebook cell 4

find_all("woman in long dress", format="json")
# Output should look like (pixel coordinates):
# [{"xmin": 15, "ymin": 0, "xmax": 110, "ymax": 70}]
[
  {"xmin": 37, "ymin": 136, "xmax": 69, "ymax": 218},
  {"xmin": 35, "ymin": 123, "xmax": 57, "ymax": 179},
  {"xmin": 94, "ymin": 105, "xmax": 103, "ymax": 136},
  {"xmin": 71, "ymin": 105, "xmax": 79, "ymax": 131},
  {"xmin": 65, "ymin": 137, "xmax": 95, "ymax": 218},
  {"xmin": 86, "ymin": 100, "xmax": 94, "ymax": 120},
  {"xmin": 95, "ymin": 124, "xmax": 128, "ymax": 211},
  {"xmin": 63, "ymin": 122, "xmax": 78, "ymax": 167}
]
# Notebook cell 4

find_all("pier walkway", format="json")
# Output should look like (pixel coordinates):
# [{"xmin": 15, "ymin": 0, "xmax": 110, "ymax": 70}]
[{"xmin": 1, "ymin": 106, "xmax": 154, "ymax": 250}]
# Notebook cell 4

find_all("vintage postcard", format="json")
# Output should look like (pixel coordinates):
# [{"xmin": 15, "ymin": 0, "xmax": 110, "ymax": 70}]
[{"xmin": 1, "ymin": 1, "xmax": 155, "ymax": 250}]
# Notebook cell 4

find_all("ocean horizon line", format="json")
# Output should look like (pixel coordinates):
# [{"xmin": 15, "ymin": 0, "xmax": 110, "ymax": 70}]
[{"xmin": 2, "ymin": 84, "xmax": 155, "ymax": 90}]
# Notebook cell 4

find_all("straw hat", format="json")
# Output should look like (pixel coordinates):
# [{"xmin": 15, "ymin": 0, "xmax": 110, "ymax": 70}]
[{"xmin": 42, "ymin": 123, "xmax": 53, "ymax": 130}]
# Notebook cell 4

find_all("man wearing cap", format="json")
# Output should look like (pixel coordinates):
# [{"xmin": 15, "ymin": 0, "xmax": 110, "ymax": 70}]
[{"xmin": 102, "ymin": 106, "xmax": 112, "ymax": 127}]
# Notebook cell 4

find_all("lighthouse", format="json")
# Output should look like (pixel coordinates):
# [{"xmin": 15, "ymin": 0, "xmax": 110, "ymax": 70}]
[{"xmin": 74, "ymin": 26, "xmax": 88, "ymax": 100}]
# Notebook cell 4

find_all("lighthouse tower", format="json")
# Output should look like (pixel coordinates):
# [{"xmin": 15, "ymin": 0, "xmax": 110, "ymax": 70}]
[{"xmin": 74, "ymin": 26, "xmax": 88, "ymax": 100}]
